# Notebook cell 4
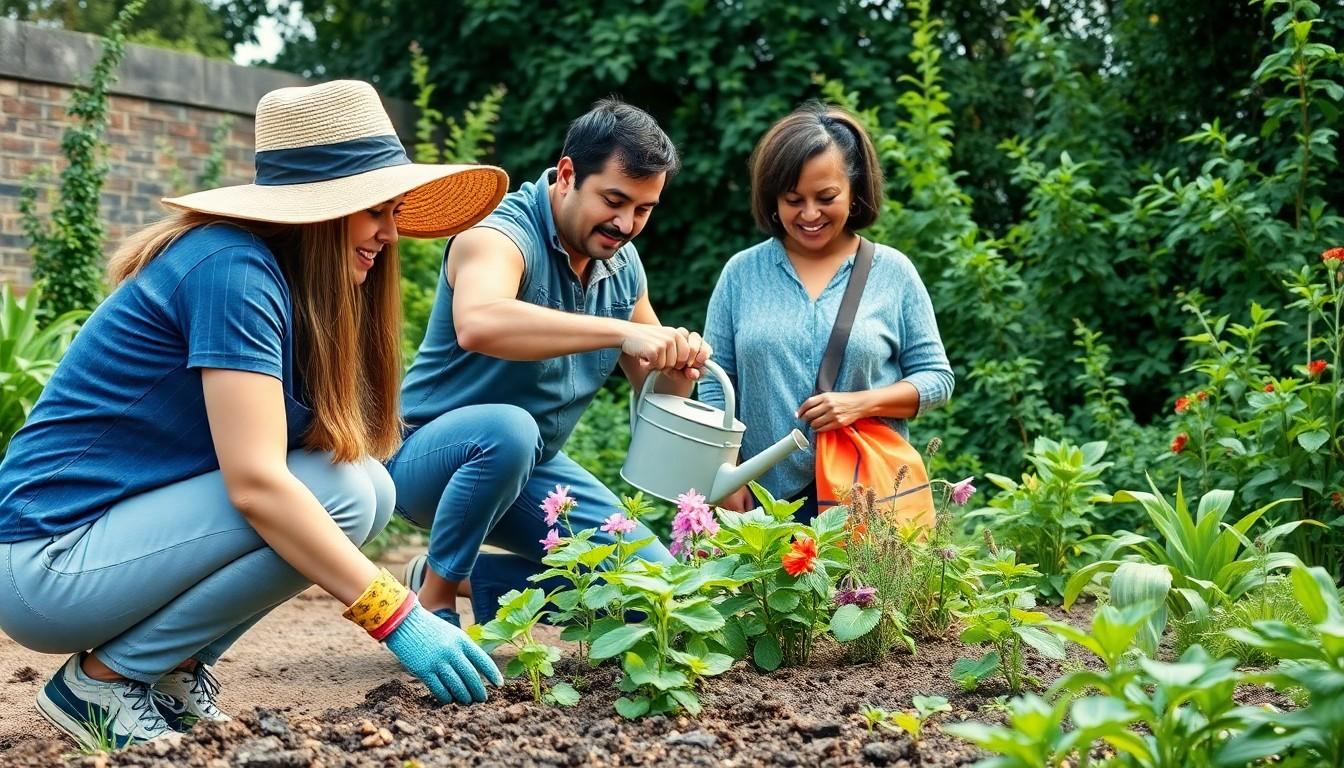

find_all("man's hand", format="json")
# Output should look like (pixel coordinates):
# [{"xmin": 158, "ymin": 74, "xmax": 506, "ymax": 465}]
[
  {"xmin": 796, "ymin": 391, "xmax": 872, "ymax": 433},
  {"xmin": 622, "ymin": 325, "xmax": 711, "ymax": 380}
]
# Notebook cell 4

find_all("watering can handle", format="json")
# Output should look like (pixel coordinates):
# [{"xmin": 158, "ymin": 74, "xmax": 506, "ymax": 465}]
[{"xmin": 630, "ymin": 359, "xmax": 736, "ymax": 432}]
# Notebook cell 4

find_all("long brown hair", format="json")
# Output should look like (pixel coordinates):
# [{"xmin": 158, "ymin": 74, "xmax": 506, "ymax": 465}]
[{"xmin": 108, "ymin": 212, "xmax": 403, "ymax": 462}]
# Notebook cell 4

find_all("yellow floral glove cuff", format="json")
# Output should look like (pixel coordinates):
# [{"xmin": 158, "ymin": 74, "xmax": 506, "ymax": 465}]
[{"xmin": 342, "ymin": 567, "xmax": 412, "ymax": 635}]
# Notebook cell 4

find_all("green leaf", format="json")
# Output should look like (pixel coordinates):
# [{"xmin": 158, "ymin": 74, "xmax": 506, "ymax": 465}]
[
  {"xmin": 590, "ymin": 625, "xmax": 654, "ymax": 660},
  {"xmin": 545, "ymin": 682, "xmax": 580, "ymax": 707},
  {"xmin": 670, "ymin": 598, "xmax": 726, "ymax": 632},
  {"xmin": 1296, "ymin": 429, "xmax": 1329, "ymax": 453},
  {"xmin": 753, "ymin": 635, "xmax": 782, "ymax": 671},
  {"xmin": 830, "ymin": 604, "xmax": 882, "ymax": 642},
  {"xmin": 615, "ymin": 696, "xmax": 651, "ymax": 719},
  {"xmin": 1015, "ymin": 626, "xmax": 1066, "ymax": 659},
  {"xmin": 767, "ymin": 590, "xmax": 801, "ymax": 612},
  {"xmin": 951, "ymin": 652, "xmax": 1000, "ymax": 689}
]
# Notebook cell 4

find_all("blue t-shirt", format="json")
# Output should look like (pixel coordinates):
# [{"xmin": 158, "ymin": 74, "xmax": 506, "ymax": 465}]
[
  {"xmin": 0, "ymin": 224, "xmax": 312, "ymax": 542},
  {"xmin": 400, "ymin": 168, "xmax": 644, "ymax": 460}
]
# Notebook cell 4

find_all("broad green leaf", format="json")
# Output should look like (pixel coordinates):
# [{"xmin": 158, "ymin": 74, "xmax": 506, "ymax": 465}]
[
  {"xmin": 1297, "ymin": 429, "xmax": 1330, "ymax": 453},
  {"xmin": 590, "ymin": 625, "xmax": 654, "ymax": 660},
  {"xmin": 615, "ymin": 696, "xmax": 650, "ymax": 719},
  {"xmin": 545, "ymin": 681, "xmax": 580, "ymax": 707},
  {"xmin": 670, "ymin": 598, "xmax": 726, "ymax": 633},
  {"xmin": 830, "ymin": 604, "xmax": 881, "ymax": 642},
  {"xmin": 753, "ymin": 635, "xmax": 782, "ymax": 671}
]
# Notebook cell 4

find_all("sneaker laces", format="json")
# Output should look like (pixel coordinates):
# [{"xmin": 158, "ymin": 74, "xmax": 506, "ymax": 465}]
[
  {"xmin": 188, "ymin": 666, "xmax": 224, "ymax": 718},
  {"xmin": 125, "ymin": 681, "xmax": 175, "ymax": 731}
]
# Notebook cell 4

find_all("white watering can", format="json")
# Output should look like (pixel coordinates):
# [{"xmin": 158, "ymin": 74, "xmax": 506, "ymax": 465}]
[{"xmin": 620, "ymin": 360, "xmax": 807, "ymax": 504}]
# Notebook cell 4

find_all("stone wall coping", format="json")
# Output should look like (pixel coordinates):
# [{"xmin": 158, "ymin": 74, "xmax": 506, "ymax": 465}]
[{"xmin": 0, "ymin": 18, "xmax": 418, "ymax": 139}]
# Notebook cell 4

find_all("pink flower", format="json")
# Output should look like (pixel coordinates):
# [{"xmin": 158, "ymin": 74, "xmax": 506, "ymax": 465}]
[
  {"xmin": 601, "ymin": 513, "xmax": 637, "ymax": 536},
  {"xmin": 539, "ymin": 528, "xmax": 562, "ymax": 552},
  {"xmin": 670, "ymin": 489, "xmax": 719, "ymax": 559},
  {"xmin": 951, "ymin": 477, "xmax": 977, "ymax": 505},
  {"xmin": 540, "ymin": 484, "xmax": 575, "ymax": 527}
]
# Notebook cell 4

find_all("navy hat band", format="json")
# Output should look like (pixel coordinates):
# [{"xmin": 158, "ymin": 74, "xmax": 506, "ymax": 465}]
[{"xmin": 254, "ymin": 134, "xmax": 411, "ymax": 186}]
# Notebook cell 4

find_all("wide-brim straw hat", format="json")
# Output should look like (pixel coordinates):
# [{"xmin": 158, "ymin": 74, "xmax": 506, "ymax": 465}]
[{"xmin": 162, "ymin": 80, "xmax": 507, "ymax": 238}]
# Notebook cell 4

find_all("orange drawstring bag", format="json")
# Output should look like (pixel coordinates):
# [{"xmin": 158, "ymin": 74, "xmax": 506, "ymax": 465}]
[{"xmin": 810, "ymin": 238, "xmax": 935, "ymax": 528}]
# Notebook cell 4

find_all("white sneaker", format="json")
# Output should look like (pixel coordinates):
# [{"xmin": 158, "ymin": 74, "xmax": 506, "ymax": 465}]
[
  {"xmin": 155, "ymin": 664, "xmax": 231, "ymax": 729},
  {"xmin": 36, "ymin": 654, "xmax": 175, "ymax": 750},
  {"xmin": 404, "ymin": 553, "xmax": 429, "ymax": 593}
]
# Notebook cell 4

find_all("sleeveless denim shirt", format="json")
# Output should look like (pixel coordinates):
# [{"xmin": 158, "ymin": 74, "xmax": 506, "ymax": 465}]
[{"xmin": 400, "ymin": 168, "xmax": 646, "ymax": 460}]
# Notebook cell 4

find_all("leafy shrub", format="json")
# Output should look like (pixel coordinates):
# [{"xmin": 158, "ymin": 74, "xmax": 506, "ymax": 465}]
[{"xmin": 0, "ymin": 284, "xmax": 88, "ymax": 457}]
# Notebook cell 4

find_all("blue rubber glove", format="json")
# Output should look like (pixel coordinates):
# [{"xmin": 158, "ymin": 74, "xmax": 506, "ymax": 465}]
[{"xmin": 384, "ymin": 603, "xmax": 502, "ymax": 703}]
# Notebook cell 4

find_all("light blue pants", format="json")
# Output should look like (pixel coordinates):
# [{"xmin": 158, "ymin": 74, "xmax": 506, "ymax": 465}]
[
  {"xmin": 0, "ymin": 450, "xmax": 393, "ymax": 684},
  {"xmin": 387, "ymin": 404, "xmax": 673, "ymax": 624}
]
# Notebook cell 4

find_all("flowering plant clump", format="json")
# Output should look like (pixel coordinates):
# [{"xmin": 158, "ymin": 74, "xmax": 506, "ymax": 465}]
[
  {"xmin": 532, "ymin": 493, "xmax": 658, "ymax": 660},
  {"xmin": 710, "ymin": 482, "xmax": 849, "ymax": 670},
  {"xmin": 1172, "ymin": 254, "xmax": 1343, "ymax": 573}
]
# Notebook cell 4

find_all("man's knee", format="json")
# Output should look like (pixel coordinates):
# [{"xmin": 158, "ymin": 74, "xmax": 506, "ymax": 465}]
[{"xmin": 481, "ymin": 405, "xmax": 543, "ymax": 471}]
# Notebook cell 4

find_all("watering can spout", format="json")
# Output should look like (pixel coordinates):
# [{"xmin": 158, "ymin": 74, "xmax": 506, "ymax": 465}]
[{"xmin": 709, "ymin": 429, "xmax": 808, "ymax": 504}]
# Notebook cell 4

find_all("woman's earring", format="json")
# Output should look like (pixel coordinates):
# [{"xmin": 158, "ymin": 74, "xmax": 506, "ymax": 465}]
[{"xmin": 771, "ymin": 211, "xmax": 780, "ymax": 223}]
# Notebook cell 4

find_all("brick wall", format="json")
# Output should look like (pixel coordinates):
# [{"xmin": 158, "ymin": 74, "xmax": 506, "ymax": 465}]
[
  {"xmin": 0, "ymin": 19, "xmax": 417, "ymax": 289},
  {"xmin": 0, "ymin": 81, "xmax": 258, "ymax": 286}
]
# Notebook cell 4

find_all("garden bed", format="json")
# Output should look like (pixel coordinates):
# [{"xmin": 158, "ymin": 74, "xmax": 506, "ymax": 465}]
[{"xmin": 0, "ymin": 607, "xmax": 1096, "ymax": 768}]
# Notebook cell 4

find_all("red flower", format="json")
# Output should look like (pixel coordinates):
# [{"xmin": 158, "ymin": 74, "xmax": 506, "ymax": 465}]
[
  {"xmin": 1322, "ymin": 247, "xmax": 1344, "ymax": 263},
  {"xmin": 1308, "ymin": 360, "xmax": 1328, "ymax": 378},
  {"xmin": 1196, "ymin": 390, "xmax": 1209, "ymax": 401},
  {"xmin": 1171, "ymin": 432, "xmax": 1189, "ymax": 454},
  {"xmin": 1331, "ymin": 492, "xmax": 1344, "ymax": 511},
  {"xmin": 1174, "ymin": 396, "xmax": 1192, "ymax": 414},
  {"xmin": 781, "ymin": 537, "xmax": 818, "ymax": 577},
  {"xmin": 1264, "ymin": 383, "xmax": 1275, "ymax": 392}
]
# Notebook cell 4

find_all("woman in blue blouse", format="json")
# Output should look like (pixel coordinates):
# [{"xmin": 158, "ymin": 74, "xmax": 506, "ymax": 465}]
[
  {"xmin": 0, "ymin": 80, "xmax": 506, "ymax": 749},
  {"xmin": 699, "ymin": 103, "xmax": 954, "ymax": 517}
]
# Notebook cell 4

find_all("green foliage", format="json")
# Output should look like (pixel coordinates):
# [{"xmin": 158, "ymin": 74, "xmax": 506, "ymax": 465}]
[
  {"xmin": 467, "ymin": 588, "xmax": 570, "ymax": 705},
  {"xmin": 1220, "ymin": 565, "xmax": 1344, "ymax": 765},
  {"xmin": 1168, "ymin": 256, "xmax": 1344, "ymax": 574},
  {"xmin": 158, "ymin": 117, "xmax": 236, "ymax": 196},
  {"xmin": 591, "ymin": 556, "xmax": 742, "ymax": 719},
  {"xmin": 954, "ymin": 543, "xmax": 1066, "ymax": 694},
  {"xmin": 20, "ymin": 0, "xmax": 145, "ymax": 320},
  {"xmin": 1178, "ymin": 575, "xmax": 1311, "ymax": 666},
  {"xmin": 0, "ymin": 283, "xmax": 88, "ymax": 457},
  {"xmin": 952, "ymin": 567, "xmax": 1344, "ymax": 767},
  {"xmin": 710, "ymin": 482, "xmax": 849, "ymax": 670},
  {"xmin": 969, "ymin": 437, "xmax": 1112, "ymax": 599},
  {"xmin": 3, "ymin": 0, "xmax": 236, "ymax": 58},
  {"xmin": 1063, "ymin": 480, "xmax": 1317, "ymax": 628},
  {"xmin": 400, "ymin": 43, "xmax": 506, "ymax": 362}
]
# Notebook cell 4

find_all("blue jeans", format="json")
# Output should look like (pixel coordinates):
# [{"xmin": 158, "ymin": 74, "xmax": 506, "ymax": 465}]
[
  {"xmin": 387, "ymin": 404, "xmax": 673, "ymax": 624},
  {"xmin": 0, "ymin": 451, "xmax": 394, "ymax": 683}
]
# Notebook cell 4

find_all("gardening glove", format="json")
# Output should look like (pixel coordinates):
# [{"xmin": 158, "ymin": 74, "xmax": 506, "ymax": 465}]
[{"xmin": 384, "ymin": 602, "xmax": 502, "ymax": 704}]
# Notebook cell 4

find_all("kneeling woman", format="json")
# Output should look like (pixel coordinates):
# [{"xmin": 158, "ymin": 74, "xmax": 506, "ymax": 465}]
[{"xmin": 0, "ymin": 80, "xmax": 508, "ymax": 748}]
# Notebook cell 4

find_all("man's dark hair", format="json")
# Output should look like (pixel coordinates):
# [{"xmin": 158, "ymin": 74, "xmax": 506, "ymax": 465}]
[{"xmin": 561, "ymin": 98, "xmax": 680, "ymax": 187}]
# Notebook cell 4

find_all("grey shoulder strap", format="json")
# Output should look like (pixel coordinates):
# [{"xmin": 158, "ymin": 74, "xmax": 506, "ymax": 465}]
[{"xmin": 814, "ymin": 237, "xmax": 875, "ymax": 394}]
